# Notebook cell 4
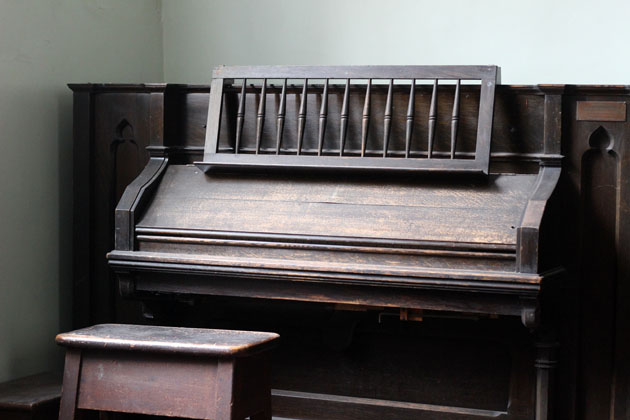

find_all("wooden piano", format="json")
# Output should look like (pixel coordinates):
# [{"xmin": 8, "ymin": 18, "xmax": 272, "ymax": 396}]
[
  {"xmin": 71, "ymin": 65, "xmax": 630, "ymax": 420},
  {"xmin": 102, "ymin": 66, "xmax": 563, "ymax": 419}
]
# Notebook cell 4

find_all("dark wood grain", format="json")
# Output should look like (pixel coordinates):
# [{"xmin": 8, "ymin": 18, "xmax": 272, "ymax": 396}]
[
  {"xmin": 106, "ymin": 69, "xmax": 562, "ymax": 420},
  {"xmin": 317, "ymin": 79, "xmax": 329, "ymax": 156},
  {"xmin": 235, "ymin": 80, "xmax": 246, "ymax": 154},
  {"xmin": 71, "ymin": 89, "xmax": 93, "ymax": 328},
  {"xmin": 70, "ymin": 86, "xmax": 156, "ymax": 325},
  {"xmin": 134, "ymin": 165, "xmax": 537, "ymax": 245},
  {"xmin": 213, "ymin": 65, "xmax": 498, "ymax": 79},
  {"xmin": 361, "ymin": 79, "xmax": 371, "ymax": 157},
  {"xmin": 255, "ymin": 79, "xmax": 266, "ymax": 154},
  {"xmin": 0, "ymin": 372, "xmax": 61, "ymax": 420},
  {"xmin": 205, "ymin": 83, "xmax": 549, "ymax": 171},
  {"xmin": 405, "ymin": 80, "xmax": 415, "ymax": 158},
  {"xmin": 58, "ymin": 349, "xmax": 82, "ymax": 420},
  {"xmin": 297, "ymin": 80, "xmax": 307, "ymax": 155},
  {"xmin": 71, "ymin": 79, "xmax": 630, "ymax": 420},
  {"xmin": 275, "ymin": 79, "xmax": 286, "ymax": 154},
  {"xmin": 339, "ymin": 79, "xmax": 350, "ymax": 156},
  {"xmin": 77, "ymin": 351, "xmax": 219, "ymax": 418},
  {"xmin": 205, "ymin": 78, "xmax": 225, "ymax": 156},
  {"xmin": 57, "ymin": 326, "xmax": 277, "ymax": 420},
  {"xmin": 576, "ymin": 100, "xmax": 626, "ymax": 121},
  {"xmin": 383, "ymin": 79, "xmax": 393, "ymax": 157},
  {"xmin": 563, "ymin": 94, "xmax": 630, "ymax": 420},
  {"xmin": 450, "ymin": 80, "xmax": 461, "ymax": 159},
  {"xmin": 273, "ymin": 389, "xmax": 506, "ymax": 419},
  {"xmin": 56, "ymin": 324, "xmax": 278, "ymax": 356},
  {"xmin": 200, "ymin": 66, "xmax": 500, "ymax": 174},
  {"xmin": 427, "ymin": 79, "xmax": 438, "ymax": 158}
]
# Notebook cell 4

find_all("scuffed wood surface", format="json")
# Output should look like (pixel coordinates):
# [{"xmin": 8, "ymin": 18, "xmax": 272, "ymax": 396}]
[
  {"xmin": 56, "ymin": 324, "xmax": 279, "ymax": 356},
  {"xmin": 138, "ymin": 165, "xmax": 536, "ymax": 245}
]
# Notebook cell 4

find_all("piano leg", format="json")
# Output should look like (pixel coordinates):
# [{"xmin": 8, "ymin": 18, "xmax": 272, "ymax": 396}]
[{"xmin": 535, "ymin": 340, "xmax": 559, "ymax": 420}]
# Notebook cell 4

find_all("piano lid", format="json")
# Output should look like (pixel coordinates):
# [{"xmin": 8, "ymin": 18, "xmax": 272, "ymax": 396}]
[{"xmin": 138, "ymin": 166, "xmax": 534, "ymax": 246}]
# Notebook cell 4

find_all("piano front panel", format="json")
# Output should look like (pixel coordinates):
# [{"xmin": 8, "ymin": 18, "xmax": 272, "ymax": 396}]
[{"xmin": 137, "ymin": 165, "xmax": 535, "ymax": 245}]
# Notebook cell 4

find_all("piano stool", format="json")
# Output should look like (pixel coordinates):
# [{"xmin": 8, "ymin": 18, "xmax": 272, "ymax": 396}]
[
  {"xmin": 55, "ymin": 324, "xmax": 279, "ymax": 420},
  {"xmin": 0, "ymin": 372, "xmax": 61, "ymax": 420}
]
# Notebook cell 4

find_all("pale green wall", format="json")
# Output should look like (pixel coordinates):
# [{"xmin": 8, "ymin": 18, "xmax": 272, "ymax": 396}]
[
  {"xmin": 0, "ymin": 0, "xmax": 163, "ymax": 383},
  {"xmin": 161, "ymin": 0, "xmax": 630, "ymax": 85}
]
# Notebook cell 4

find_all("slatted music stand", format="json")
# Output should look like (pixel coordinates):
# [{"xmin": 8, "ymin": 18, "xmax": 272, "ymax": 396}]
[{"xmin": 196, "ymin": 65, "xmax": 500, "ymax": 174}]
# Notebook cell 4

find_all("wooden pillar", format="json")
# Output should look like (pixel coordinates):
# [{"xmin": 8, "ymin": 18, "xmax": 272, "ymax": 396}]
[{"xmin": 535, "ymin": 341, "xmax": 559, "ymax": 420}]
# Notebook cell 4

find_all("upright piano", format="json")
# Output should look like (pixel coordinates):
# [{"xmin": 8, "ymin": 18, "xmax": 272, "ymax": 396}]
[{"xmin": 101, "ymin": 66, "xmax": 568, "ymax": 420}]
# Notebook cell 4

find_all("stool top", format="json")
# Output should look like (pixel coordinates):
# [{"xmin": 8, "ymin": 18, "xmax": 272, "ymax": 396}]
[{"xmin": 56, "ymin": 324, "xmax": 279, "ymax": 357}]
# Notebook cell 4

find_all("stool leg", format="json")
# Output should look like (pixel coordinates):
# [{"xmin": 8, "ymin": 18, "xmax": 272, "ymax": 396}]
[
  {"xmin": 58, "ymin": 349, "xmax": 82, "ymax": 420},
  {"xmin": 215, "ymin": 359, "xmax": 235, "ymax": 420}
]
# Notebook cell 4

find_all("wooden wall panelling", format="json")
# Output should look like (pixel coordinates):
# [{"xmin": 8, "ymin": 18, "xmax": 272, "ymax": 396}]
[
  {"xmin": 160, "ymin": 84, "xmax": 209, "ymax": 164},
  {"xmin": 613, "ymin": 123, "xmax": 630, "ymax": 420},
  {"xmin": 563, "ymin": 90, "xmax": 630, "ymax": 420},
  {"xmin": 69, "ymin": 84, "xmax": 167, "ymax": 326},
  {"xmin": 71, "ymin": 88, "xmax": 93, "ymax": 329}
]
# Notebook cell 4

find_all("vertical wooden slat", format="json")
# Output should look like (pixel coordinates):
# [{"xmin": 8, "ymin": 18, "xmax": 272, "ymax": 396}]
[
  {"xmin": 361, "ymin": 79, "xmax": 372, "ymax": 157},
  {"xmin": 450, "ymin": 79, "xmax": 461, "ymax": 159},
  {"xmin": 204, "ymin": 78, "xmax": 225, "ymax": 157},
  {"xmin": 276, "ymin": 79, "xmax": 287, "ymax": 154},
  {"xmin": 543, "ymin": 93, "xmax": 562, "ymax": 155},
  {"xmin": 318, "ymin": 79, "xmax": 329, "ymax": 156},
  {"xmin": 405, "ymin": 79, "xmax": 415, "ymax": 158},
  {"xmin": 297, "ymin": 79, "xmax": 307, "ymax": 155},
  {"xmin": 475, "ymin": 68, "xmax": 499, "ymax": 174},
  {"xmin": 383, "ymin": 79, "xmax": 393, "ymax": 158},
  {"xmin": 255, "ymin": 78, "xmax": 267, "ymax": 154},
  {"xmin": 214, "ymin": 359, "xmax": 235, "ymax": 420},
  {"xmin": 427, "ymin": 79, "xmax": 438, "ymax": 158},
  {"xmin": 339, "ymin": 78, "xmax": 350, "ymax": 156},
  {"xmin": 235, "ymin": 79, "xmax": 246, "ymax": 154}
]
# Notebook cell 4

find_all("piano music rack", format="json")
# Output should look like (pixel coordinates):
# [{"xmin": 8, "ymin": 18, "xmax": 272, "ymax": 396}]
[{"xmin": 196, "ymin": 65, "xmax": 500, "ymax": 175}]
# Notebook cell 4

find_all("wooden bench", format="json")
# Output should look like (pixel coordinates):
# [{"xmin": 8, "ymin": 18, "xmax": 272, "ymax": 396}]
[
  {"xmin": 56, "ymin": 324, "xmax": 279, "ymax": 420},
  {"xmin": 0, "ymin": 372, "xmax": 61, "ymax": 420}
]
